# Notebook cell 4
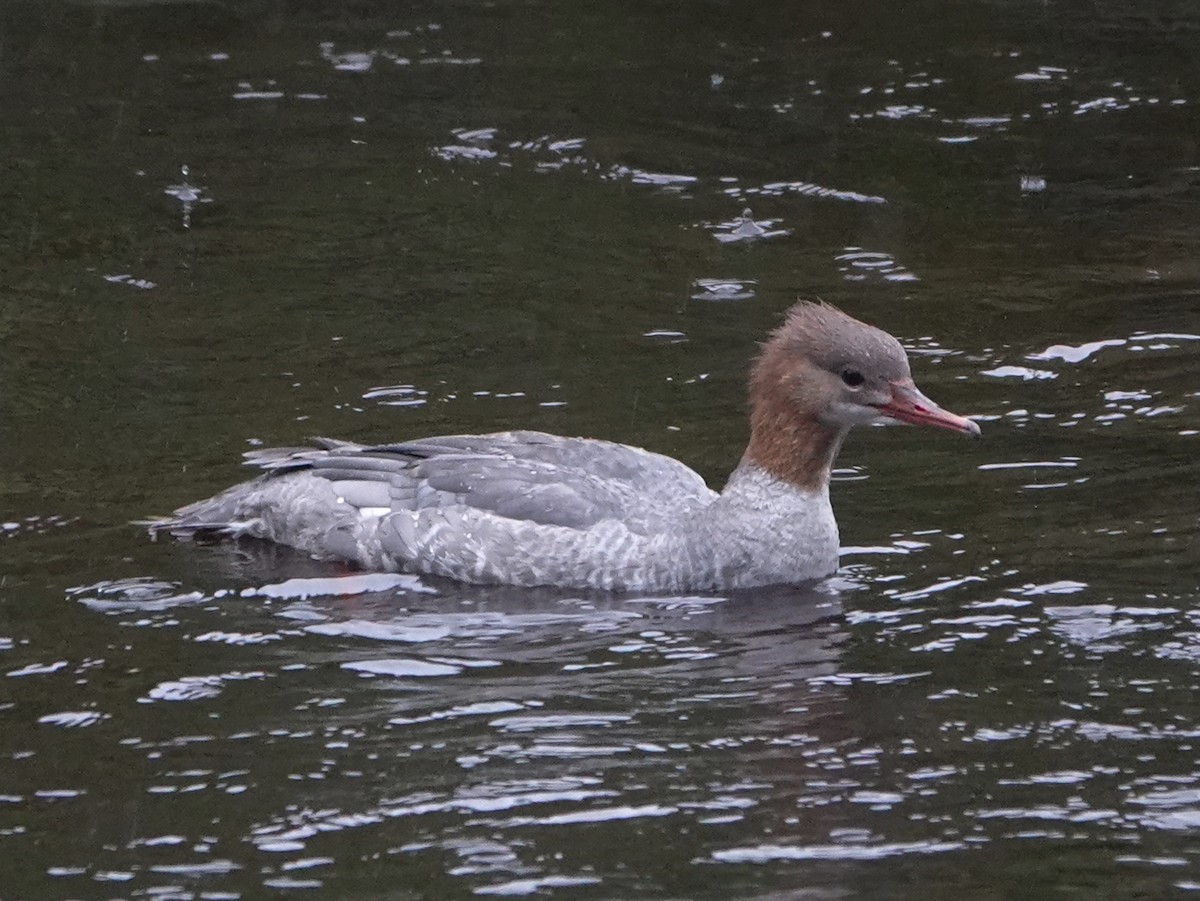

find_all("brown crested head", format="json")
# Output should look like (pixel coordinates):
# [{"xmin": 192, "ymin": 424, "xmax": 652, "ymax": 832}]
[{"xmin": 745, "ymin": 301, "xmax": 979, "ymax": 490}]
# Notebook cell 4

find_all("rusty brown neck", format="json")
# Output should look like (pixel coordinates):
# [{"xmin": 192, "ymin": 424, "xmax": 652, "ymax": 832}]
[{"xmin": 743, "ymin": 368, "xmax": 844, "ymax": 493}]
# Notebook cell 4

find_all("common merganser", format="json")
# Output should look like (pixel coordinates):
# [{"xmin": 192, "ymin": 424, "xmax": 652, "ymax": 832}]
[{"xmin": 148, "ymin": 302, "xmax": 979, "ymax": 591}]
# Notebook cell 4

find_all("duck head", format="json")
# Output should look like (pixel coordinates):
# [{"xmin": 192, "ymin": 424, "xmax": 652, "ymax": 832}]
[{"xmin": 745, "ymin": 301, "xmax": 979, "ymax": 489}]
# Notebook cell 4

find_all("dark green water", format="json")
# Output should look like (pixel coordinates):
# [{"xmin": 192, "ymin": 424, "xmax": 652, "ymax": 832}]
[{"xmin": 4, "ymin": 1, "xmax": 1200, "ymax": 897}]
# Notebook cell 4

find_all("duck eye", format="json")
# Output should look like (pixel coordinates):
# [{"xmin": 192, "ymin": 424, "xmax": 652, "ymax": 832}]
[{"xmin": 841, "ymin": 369, "xmax": 865, "ymax": 388}]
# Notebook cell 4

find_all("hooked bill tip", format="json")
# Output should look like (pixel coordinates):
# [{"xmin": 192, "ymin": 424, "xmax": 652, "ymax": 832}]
[{"xmin": 877, "ymin": 381, "xmax": 980, "ymax": 439}]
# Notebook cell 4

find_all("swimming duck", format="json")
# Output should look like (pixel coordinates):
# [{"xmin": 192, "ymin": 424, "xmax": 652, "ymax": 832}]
[{"xmin": 149, "ymin": 302, "xmax": 979, "ymax": 591}]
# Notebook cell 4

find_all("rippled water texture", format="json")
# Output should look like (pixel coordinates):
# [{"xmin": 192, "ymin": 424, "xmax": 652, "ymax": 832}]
[{"xmin": 4, "ymin": 1, "xmax": 1200, "ymax": 897}]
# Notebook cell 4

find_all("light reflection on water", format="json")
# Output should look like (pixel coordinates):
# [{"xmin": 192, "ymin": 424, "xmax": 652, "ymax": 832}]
[
  {"xmin": 31, "ymin": 561, "xmax": 857, "ymax": 892},
  {"xmin": 19, "ymin": 528, "xmax": 1200, "ymax": 895},
  {"xmin": 8, "ymin": 317, "xmax": 1200, "ymax": 896},
  {"xmin": 4, "ymin": 0, "xmax": 1200, "ymax": 897}
]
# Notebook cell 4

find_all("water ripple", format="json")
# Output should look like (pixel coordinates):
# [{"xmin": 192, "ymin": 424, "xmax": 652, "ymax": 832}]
[
  {"xmin": 706, "ymin": 208, "xmax": 790, "ymax": 244},
  {"xmin": 711, "ymin": 838, "xmax": 965, "ymax": 863},
  {"xmin": 721, "ymin": 179, "xmax": 886, "ymax": 204},
  {"xmin": 835, "ymin": 246, "xmax": 918, "ymax": 282}
]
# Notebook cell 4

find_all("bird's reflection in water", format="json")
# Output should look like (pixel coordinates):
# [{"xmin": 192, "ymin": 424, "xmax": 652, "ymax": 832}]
[
  {"xmin": 103, "ymin": 529, "xmax": 872, "ymax": 892},
  {"xmin": 182, "ymin": 535, "xmax": 851, "ymax": 694}
]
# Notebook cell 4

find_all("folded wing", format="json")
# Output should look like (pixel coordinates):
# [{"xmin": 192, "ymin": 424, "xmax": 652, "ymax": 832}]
[{"xmin": 240, "ymin": 429, "xmax": 716, "ymax": 534}]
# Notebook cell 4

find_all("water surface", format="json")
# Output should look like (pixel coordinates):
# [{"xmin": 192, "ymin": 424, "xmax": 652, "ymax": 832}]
[{"xmin": 4, "ymin": 1, "xmax": 1200, "ymax": 897}]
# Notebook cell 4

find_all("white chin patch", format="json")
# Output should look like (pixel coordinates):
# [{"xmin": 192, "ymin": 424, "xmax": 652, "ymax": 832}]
[{"xmin": 825, "ymin": 401, "xmax": 888, "ymax": 428}]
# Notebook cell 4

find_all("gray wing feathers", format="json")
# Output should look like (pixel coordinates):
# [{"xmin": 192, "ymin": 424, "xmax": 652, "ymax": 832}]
[
  {"xmin": 331, "ymin": 480, "xmax": 393, "ymax": 509},
  {"xmin": 149, "ymin": 431, "xmax": 722, "ymax": 588},
  {"xmin": 236, "ymin": 431, "xmax": 714, "ymax": 533},
  {"xmin": 242, "ymin": 438, "xmax": 365, "ymax": 473},
  {"xmin": 402, "ymin": 456, "xmax": 616, "ymax": 528}
]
